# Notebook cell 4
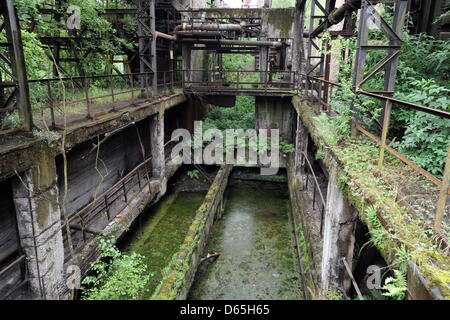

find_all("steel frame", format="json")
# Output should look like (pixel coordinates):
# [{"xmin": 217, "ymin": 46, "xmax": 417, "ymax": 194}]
[
  {"xmin": 134, "ymin": 0, "xmax": 157, "ymax": 92},
  {"xmin": 305, "ymin": 0, "xmax": 336, "ymax": 91},
  {"xmin": 0, "ymin": 0, "xmax": 32, "ymax": 131},
  {"xmin": 350, "ymin": 0, "xmax": 408, "ymax": 147}
]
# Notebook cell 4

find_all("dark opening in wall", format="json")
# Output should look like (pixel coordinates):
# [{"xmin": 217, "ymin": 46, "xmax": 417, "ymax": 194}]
[
  {"xmin": 0, "ymin": 178, "xmax": 27, "ymax": 300},
  {"xmin": 351, "ymin": 218, "xmax": 392, "ymax": 300}
]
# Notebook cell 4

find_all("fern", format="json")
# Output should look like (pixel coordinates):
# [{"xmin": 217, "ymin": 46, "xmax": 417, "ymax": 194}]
[{"xmin": 382, "ymin": 270, "xmax": 407, "ymax": 300}]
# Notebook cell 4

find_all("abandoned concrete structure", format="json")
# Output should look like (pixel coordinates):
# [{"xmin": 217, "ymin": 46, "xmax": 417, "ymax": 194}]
[{"xmin": 0, "ymin": 0, "xmax": 448, "ymax": 300}]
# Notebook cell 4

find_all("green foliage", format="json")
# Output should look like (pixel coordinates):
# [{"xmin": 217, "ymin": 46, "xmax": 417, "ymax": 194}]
[
  {"xmin": 280, "ymin": 142, "xmax": 295, "ymax": 154},
  {"xmin": 0, "ymin": 112, "xmax": 22, "ymax": 130},
  {"xmin": 391, "ymin": 79, "xmax": 450, "ymax": 177},
  {"xmin": 328, "ymin": 28, "xmax": 450, "ymax": 178},
  {"xmin": 315, "ymin": 148, "xmax": 324, "ymax": 160},
  {"xmin": 81, "ymin": 237, "xmax": 151, "ymax": 300},
  {"xmin": 382, "ymin": 270, "xmax": 407, "ymax": 300},
  {"xmin": 187, "ymin": 170, "xmax": 200, "ymax": 180},
  {"xmin": 203, "ymin": 96, "xmax": 255, "ymax": 132}
]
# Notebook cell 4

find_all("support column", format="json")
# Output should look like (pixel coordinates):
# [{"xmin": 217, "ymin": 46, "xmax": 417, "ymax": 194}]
[
  {"xmin": 321, "ymin": 160, "xmax": 357, "ymax": 295},
  {"xmin": 150, "ymin": 107, "xmax": 165, "ymax": 182},
  {"xmin": 182, "ymin": 43, "xmax": 192, "ymax": 83},
  {"xmin": 11, "ymin": 149, "xmax": 65, "ymax": 300}
]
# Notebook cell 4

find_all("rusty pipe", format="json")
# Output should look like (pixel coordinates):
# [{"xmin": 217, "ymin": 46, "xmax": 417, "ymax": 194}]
[
  {"xmin": 175, "ymin": 31, "xmax": 222, "ymax": 37},
  {"xmin": 155, "ymin": 31, "xmax": 176, "ymax": 41},
  {"xmin": 181, "ymin": 38, "xmax": 283, "ymax": 47},
  {"xmin": 309, "ymin": 0, "xmax": 361, "ymax": 38},
  {"xmin": 175, "ymin": 23, "xmax": 243, "ymax": 32}
]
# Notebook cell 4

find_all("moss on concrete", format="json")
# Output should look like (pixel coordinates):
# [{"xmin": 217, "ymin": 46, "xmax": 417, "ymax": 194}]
[
  {"xmin": 151, "ymin": 165, "xmax": 232, "ymax": 300},
  {"xmin": 293, "ymin": 96, "xmax": 450, "ymax": 299}
]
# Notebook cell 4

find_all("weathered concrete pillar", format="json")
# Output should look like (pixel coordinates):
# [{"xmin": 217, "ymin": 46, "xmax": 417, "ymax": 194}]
[
  {"xmin": 321, "ymin": 159, "xmax": 357, "ymax": 295},
  {"xmin": 255, "ymin": 97, "xmax": 294, "ymax": 142},
  {"xmin": 182, "ymin": 43, "xmax": 192, "ymax": 83},
  {"xmin": 150, "ymin": 106, "xmax": 165, "ymax": 182},
  {"xmin": 259, "ymin": 46, "xmax": 269, "ymax": 84},
  {"xmin": 11, "ymin": 148, "xmax": 65, "ymax": 300}
]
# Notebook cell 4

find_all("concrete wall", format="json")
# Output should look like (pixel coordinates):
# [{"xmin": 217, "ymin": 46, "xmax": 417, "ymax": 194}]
[
  {"xmin": 55, "ymin": 121, "xmax": 151, "ymax": 219},
  {"xmin": 320, "ymin": 159, "xmax": 357, "ymax": 294},
  {"xmin": 152, "ymin": 165, "xmax": 232, "ymax": 300},
  {"xmin": 255, "ymin": 96, "xmax": 295, "ymax": 143}
]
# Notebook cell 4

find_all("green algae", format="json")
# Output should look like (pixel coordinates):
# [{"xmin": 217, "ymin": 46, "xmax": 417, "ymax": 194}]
[
  {"xmin": 188, "ymin": 181, "xmax": 304, "ymax": 300},
  {"xmin": 119, "ymin": 191, "xmax": 205, "ymax": 298}
]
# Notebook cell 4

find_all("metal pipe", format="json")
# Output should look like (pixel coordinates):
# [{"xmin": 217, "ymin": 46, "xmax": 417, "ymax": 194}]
[
  {"xmin": 155, "ymin": 31, "xmax": 176, "ymax": 41},
  {"xmin": 310, "ymin": 0, "xmax": 362, "ymax": 38},
  {"xmin": 175, "ymin": 31, "xmax": 222, "ymax": 37},
  {"xmin": 181, "ymin": 38, "xmax": 283, "ymax": 47},
  {"xmin": 175, "ymin": 23, "xmax": 243, "ymax": 32}
]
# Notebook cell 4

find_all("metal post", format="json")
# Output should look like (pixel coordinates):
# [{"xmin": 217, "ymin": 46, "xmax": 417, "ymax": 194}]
[
  {"xmin": 434, "ymin": 144, "xmax": 450, "ymax": 231},
  {"xmin": 122, "ymin": 181, "xmax": 128, "ymax": 203},
  {"xmin": 84, "ymin": 78, "xmax": 91, "ymax": 118},
  {"xmin": 47, "ymin": 80, "xmax": 56, "ymax": 129},
  {"xmin": 377, "ymin": 98, "xmax": 392, "ymax": 169},
  {"xmin": 136, "ymin": 0, "xmax": 157, "ymax": 93},
  {"xmin": 109, "ymin": 74, "xmax": 115, "ymax": 110}
]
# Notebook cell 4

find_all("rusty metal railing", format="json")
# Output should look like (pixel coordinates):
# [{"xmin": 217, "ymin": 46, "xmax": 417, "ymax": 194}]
[
  {"xmin": 300, "ymin": 150, "xmax": 327, "ymax": 236},
  {"xmin": 0, "ymin": 252, "xmax": 29, "ymax": 300},
  {"xmin": 300, "ymin": 74, "xmax": 450, "ymax": 231},
  {"xmin": 0, "ymin": 70, "xmax": 182, "ymax": 134},
  {"xmin": 61, "ymin": 139, "xmax": 176, "ymax": 257},
  {"xmin": 181, "ymin": 69, "xmax": 298, "ymax": 94}
]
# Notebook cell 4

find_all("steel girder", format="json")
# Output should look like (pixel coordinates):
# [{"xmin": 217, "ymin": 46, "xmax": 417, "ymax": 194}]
[
  {"xmin": 134, "ymin": 0, "xmax": 157, "ymax": 92},
  {"xmin": 351, "ymin": 0, "xmax": 408, "ymax": 136},
  {"xmin": 0, "ymin": 0, "xmax": 32, "ymax": 131}
]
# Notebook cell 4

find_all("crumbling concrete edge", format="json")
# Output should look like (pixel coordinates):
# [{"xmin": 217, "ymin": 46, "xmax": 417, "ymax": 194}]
[
  {"xmin": 151, "ymin": 165, "xmax": 232, "ymax": 300},
  {"xmin": 292, "ymin": 96, "xmax": 446, "ymax": 300},
  {"xmin": 61, "ymin": 158, "xmax": 183, "ymax": 298}
]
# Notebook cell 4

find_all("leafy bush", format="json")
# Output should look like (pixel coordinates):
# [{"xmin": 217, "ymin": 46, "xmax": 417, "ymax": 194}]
[
  {"xmin": 392, "ymin": 79, "xmax": 450, "ymax": 177},
  {"xmin": 82, "ymin": 237, "xmax": 151, "ymax": 300},
  {"xmin": 203, "ymin": 96, "xmax": 255, "ymax": 132}
]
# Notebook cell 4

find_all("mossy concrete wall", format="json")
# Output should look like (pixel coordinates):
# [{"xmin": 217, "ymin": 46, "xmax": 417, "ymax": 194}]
[
  {"xmin": 292, "ymin": 96, "xmax": 448, "ymax": 300},
  {"xmin": 286, "ymin": 154, "xmax": 321, "ymax": 299},
  {"xmin": 151, "ymin": 165, "xmax": 232, "ymax": 300}
]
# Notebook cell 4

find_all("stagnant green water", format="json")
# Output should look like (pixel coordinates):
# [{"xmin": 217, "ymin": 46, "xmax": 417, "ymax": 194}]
[
  {"xmin": 189, "ymin": 181, "xmax": 304, "ymax": 300},
  {"xmin": 119, "ymin": 191, "xmax": 205, "ymax": 296}
]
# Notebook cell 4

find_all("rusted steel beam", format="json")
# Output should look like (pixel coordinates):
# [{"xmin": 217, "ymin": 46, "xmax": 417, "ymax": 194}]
[
  {"xmin": 434, "ymin": 145, "xmax": 450, "ymax": 231},
  {"xmin": 356, "ymin": 125, "xmax": 449, "ymax": 194}
]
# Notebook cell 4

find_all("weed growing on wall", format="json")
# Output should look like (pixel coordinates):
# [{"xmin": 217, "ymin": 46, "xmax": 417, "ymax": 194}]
[{"xmin": 81, "ymin": 237, "xmax": 151, "ymax": 300}]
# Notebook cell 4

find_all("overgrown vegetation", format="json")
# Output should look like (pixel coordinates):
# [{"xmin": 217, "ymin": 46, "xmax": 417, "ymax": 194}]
[
  {"xmin": 82, "ymin": 237, "xmax": 151, "ymax": 300},
  {"xmin": 322, "ymin": 11, "xmax": 450, "ymax": 177}
]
